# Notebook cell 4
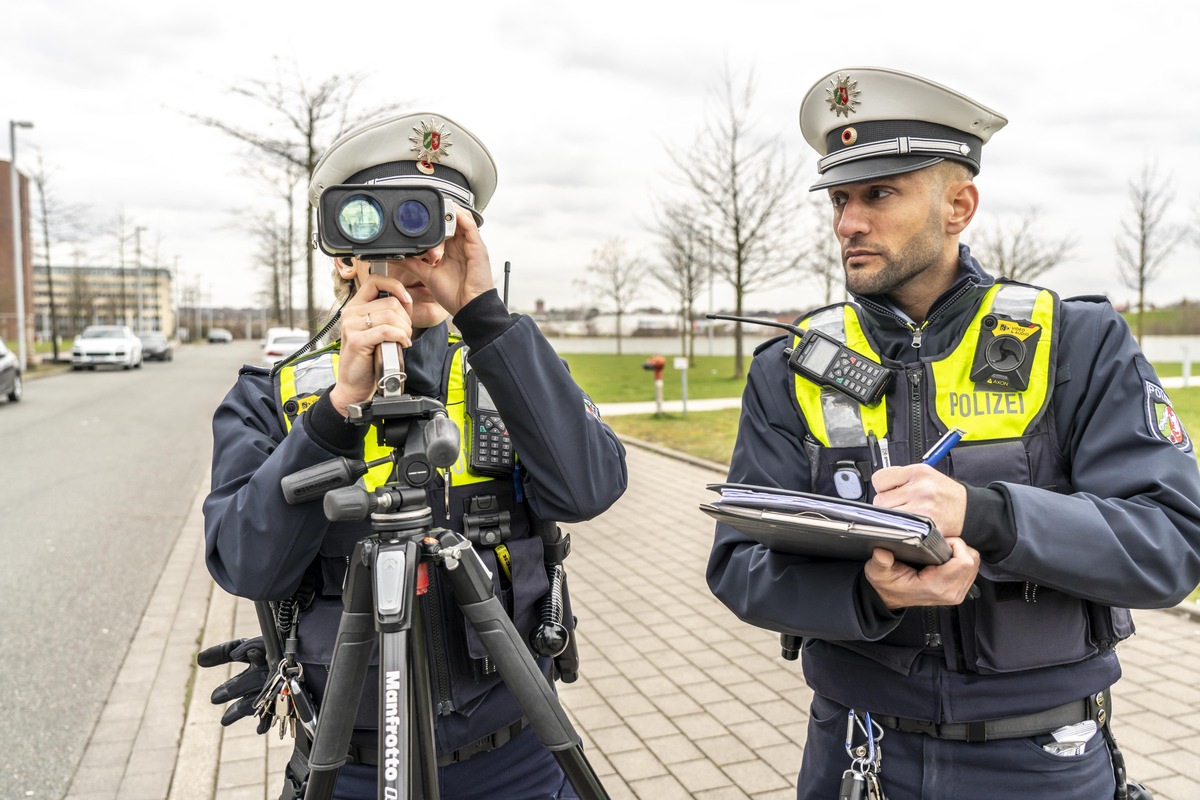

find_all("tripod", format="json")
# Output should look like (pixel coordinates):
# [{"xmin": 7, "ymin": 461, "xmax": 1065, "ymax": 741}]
[{"xmin": 276, "ymin": 341, "xmax": 609, "ymax": 800}]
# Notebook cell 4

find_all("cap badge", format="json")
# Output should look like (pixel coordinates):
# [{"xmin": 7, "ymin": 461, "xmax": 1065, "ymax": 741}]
[
  {"xmin": 826, "ymin": 74, "xmax": 861, "ymax": 118},
  {"xmin": 841, "ymin": 127, "xmax": 858, "ymax": 146},
  {"xmin": 410, "ymin": 119, "xmax": 453, "ymax": 176}
]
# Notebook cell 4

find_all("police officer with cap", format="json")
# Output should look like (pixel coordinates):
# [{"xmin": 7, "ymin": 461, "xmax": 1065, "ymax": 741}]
[
  {"xmin": 707, "ymin": 67, "xmax": 1200, "ymax": 798},
  {"xmin": 201, "ymin": 112, "xmax": 627, "ymax": 799}
]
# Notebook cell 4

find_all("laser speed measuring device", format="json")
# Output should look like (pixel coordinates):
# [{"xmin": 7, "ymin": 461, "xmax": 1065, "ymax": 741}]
[{"xmin": 316, "ymin": 184, "xmax": 457, "ymax": 259}]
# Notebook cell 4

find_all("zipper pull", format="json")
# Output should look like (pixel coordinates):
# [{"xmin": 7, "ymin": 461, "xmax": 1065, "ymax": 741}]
[{"xmin": 911, "ymin": 328, "xmax": 923, "ymax": 348}]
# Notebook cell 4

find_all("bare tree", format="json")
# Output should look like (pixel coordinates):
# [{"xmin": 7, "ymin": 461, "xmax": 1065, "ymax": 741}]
[
  {"xmin": 971, "ymin": 207, "xmax": 1075, "ymax": 284},
  {"xmin": 189, "ymin": 60, "xmax": 402, "ymax": 332},
  {"xmin": 1115, "ymin": 161, "xmax": 1187, "ymax": 343},
  {"xmin": 667, "ymin": 67, "xmax": 805, "ymax": 377},
  {"xmin": 67, "ymin": 248, "xmax": 96, "ymax": 332},
  {"xmin": 800, "ymin": 194, "xmax": 844, "ymax": 308},
  {"xmin": 29, "ymin": 155, "xmax": 91, "ymax": 359},
  {"xmin": 577, "ymin": 238, "xmax": 645, "ymax": 355},
  {"xmin": 650, "ymin": 202, "xmax": 709, "ymax": 363},
  {"xmin": 243, "ymin": 209, "xmax": 289, "ymax": 323}
]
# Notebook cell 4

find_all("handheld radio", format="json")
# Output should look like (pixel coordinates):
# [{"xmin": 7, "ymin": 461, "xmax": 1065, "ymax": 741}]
[
  {"xmin": 465, "ymin": 366, "xmax": 515, "ymax": 475},
  {"xmin": 707, "ymin": 313, "xmax": 891, "ymax": 406},
  {"xmin": 464, "ymin": 261, "xmax": 516, "ymax": 476}
]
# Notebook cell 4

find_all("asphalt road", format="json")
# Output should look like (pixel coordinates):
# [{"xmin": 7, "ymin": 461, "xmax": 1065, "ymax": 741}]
[{"xmin": 0, "ymin": 340, "xmax": 261, "ymax": 800}]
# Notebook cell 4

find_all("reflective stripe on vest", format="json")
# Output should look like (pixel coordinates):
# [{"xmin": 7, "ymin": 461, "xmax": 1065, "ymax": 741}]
[
  {"xmin": 275, "ymin": 337, "xmax": 494, "ymax": 492},
  {"xmin": 793, "ymin": 305, "xmax": 890, "ymax": 447},
  {"xmin": 930, "ymin": 283, "xmax": 1054, "ymax": 440},
  {"xmin": 444, "ymin": 344, "xmax": 492, "ymax": 487}
]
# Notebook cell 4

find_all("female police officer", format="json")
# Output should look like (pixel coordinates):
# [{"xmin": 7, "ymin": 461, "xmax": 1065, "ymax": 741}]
[{"xmin": 202, "ymin": 112, "xmax": 627, "ymax": 799}]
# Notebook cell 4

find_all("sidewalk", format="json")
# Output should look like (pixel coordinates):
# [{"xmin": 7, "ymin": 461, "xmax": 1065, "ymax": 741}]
[{"xmin": 64, "ymin": 440, "xmax": 1200, "ymax": 800}]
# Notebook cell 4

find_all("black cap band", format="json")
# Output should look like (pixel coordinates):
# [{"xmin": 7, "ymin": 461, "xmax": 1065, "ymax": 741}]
[{"xmin": 819, "ymin": 119, "xmax": 983, "ymax": 180}]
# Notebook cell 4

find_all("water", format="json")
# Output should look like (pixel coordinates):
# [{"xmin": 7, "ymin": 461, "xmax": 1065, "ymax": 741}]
[
  {"xmin": 545, "ymin": 334, "xmax": 1200, "ymax": 361},
  {"xmin": 545, "ymin": 333, "xmax": 780, "ymax": 356}
]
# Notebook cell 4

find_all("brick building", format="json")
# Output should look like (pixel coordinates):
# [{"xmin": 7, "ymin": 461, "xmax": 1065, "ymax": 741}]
[{"xmin": 0, "ymin": 159, "xmax": 33, "ymax": 346}]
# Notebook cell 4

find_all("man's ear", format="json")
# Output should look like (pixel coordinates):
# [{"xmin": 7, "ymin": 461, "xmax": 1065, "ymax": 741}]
[{"xmin": 945, "ymin": 180, "xmax": 979, "ymax": 235}]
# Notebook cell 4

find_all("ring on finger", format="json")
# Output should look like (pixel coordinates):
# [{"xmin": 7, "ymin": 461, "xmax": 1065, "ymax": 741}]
[{"xmin": 365, "ymin": 313, "xmax": 373, "ymax": 329}]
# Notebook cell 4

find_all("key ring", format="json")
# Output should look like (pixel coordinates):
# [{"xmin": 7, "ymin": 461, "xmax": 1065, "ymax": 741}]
[{"xmin": 845, "ymin": 709, "xmax": 883, "ymax": 764}]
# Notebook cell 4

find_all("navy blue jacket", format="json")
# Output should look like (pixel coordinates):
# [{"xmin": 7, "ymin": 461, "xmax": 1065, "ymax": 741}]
[
  {"xmin": 204, "ymin": 289, "xmax": 627, "ymax": 752},
  {"xmin": 708, "ymin": 247, "xmax": 1200, "ymax": 722}
]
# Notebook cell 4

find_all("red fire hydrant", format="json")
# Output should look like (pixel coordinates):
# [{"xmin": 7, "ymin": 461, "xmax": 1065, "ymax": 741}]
[{"xmin": 642, "ymin": 356, "xmax": 666, "ymax": 414}]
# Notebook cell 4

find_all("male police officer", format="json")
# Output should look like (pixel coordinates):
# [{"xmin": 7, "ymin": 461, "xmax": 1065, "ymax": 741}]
[
  {"xmin": 202, "ymin": 112, "xmax": 627, "ymax": 799},
  {"xmin": 706, "ymin": 67, "xmax": 1200, "ymax": 798}
]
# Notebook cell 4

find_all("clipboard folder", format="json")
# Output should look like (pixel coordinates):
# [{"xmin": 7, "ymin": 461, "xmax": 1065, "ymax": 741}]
[{"xmin": 701, "ymin": 483, "xmax": 950, "ymax": 566}]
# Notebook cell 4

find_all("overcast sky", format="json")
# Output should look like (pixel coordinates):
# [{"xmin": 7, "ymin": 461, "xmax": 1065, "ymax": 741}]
[{"xmin": 4, "ymin": 1, "xmax": 1199, "ymax": 316}]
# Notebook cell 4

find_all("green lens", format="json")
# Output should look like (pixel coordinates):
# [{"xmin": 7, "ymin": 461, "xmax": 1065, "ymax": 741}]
[{"xmin": 336, "ymin": 195, "xmax": 384, "ymax": 242}]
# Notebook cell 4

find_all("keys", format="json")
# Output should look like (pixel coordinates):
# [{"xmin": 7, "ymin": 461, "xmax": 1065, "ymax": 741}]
[
  {"xmin": 865, "ymin": 770, "xmax": 886, "ymax": 800},
  {"xmin": 251, "ymin": 660, "xmax": 288, "ymax": 719},
  {"xmin": 251, "ymin": 659, "xmax": 305, "ymax": 739},
  {"xmin": 839, "ymin": 769, "xmax": 866, "ymax": 800},
  {"xmin": 275, "ymin": 685, "xmax": 294, "ymax": 739},
  {"xmin": 288, "ymin": 672, "xmax": 318, "ymax": 740},
  {"xmin": 842, "ymin": 710, "xmax": 887, "ymax": 800}
]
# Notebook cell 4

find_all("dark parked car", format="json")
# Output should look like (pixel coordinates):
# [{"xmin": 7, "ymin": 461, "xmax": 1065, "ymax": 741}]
[
  {"xmin": 138, "ymin": 331, "xmax": 175, "ymax": 361},
  {"xmin": 208, "ymin": 328, "xmax": 233, "ymax": 344},
  {"xmin": 0, "ymin": 340, "xmax": 21, "ymax": 404}
]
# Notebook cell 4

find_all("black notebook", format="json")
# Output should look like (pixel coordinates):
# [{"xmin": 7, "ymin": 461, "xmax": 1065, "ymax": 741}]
[{"xmin": 701, "ymin": 483, "xmax": 950, "ymax": 566}]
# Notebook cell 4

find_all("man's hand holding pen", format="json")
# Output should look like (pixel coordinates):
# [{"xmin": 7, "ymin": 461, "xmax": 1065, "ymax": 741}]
[{"xmin": 865, "ymin": 428, "xmax": 979, "ymax": 609}]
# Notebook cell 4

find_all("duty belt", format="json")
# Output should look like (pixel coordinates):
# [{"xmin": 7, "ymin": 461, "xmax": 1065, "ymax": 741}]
[
  {"xmin": 345, "ymin": 718, "xmax": 529, "ymax": 767},
  {"xmin": 874, "ymin": 689, "xmax": 1110, "ymax": 743}
]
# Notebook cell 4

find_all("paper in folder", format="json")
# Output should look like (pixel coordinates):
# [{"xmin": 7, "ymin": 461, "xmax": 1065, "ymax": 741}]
[{"xmin": 701, "ymin": 483, "xmax": 950, "ymax": 566}]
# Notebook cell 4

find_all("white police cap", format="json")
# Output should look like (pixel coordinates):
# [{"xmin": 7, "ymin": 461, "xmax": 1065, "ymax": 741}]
[
  {"xmin": 799, "ymin": 67, "xmax": 1007, "ymax": 191},
  {"xmin": 308, "ymin": 112, "xmax": 498, "ymax": 222}
]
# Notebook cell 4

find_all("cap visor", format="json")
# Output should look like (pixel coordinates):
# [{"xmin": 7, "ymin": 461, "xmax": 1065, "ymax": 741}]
[{"xmin": 809, "ymin": 155, "xmax": 945, "ymax": 191}]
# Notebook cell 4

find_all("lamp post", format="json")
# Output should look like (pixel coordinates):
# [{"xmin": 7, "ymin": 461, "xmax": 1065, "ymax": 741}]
[{"xmin": 9, "ymin": 120, "xmax": 33, "ymax": 371}]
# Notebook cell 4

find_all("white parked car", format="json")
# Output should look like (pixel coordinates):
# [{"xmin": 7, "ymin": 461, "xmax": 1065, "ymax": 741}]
[
  {"xmin": 261, "ymin": 327, "xmax": 311, "ymax": 368},
  {"xmin": 72, "ymin": 325, "xmax": 144, "ymax": 370}
]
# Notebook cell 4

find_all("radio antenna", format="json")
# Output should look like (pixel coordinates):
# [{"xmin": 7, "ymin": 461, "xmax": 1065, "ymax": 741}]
[
  {"xmin": 706, "ymin": 312, "xmax": 804, "ymax": 337},
  {"xmin": 503, "ymin": 261, "xmax": 511, "ymax": 307}
]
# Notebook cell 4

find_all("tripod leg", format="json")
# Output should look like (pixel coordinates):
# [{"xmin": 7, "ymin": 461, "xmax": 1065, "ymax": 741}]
[
  {"xmin": 375, "ymin": 539, "xmax": 440, "ymax": 800},
  {"xmin": 304, "ymin": 541, "xmax": 377, "ymax": 800},
  {"xmin": 434, "ymin": 532, "xmax": 611, "ymax": 800},
  {"xmin": 408, "ymin": 605, "xmax": 439, "ymax": 796}
]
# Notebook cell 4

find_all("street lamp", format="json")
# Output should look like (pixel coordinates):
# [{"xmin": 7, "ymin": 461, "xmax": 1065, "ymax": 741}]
[{"xmin": 9, "ymin": 120, "xmax": 33, "ymax": 372}]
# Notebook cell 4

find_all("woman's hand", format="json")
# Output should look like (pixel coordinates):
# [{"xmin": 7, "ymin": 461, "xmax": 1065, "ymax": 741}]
[
  {"xmin": 405, "ymin": 204, "xmax": 495, "ymax": 317},
  {"xmin": 327, "ymin": 274, "xmax": 413, "ymax": 417}
]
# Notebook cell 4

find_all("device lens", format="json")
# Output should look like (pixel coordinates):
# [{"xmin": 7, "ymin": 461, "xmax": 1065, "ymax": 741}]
[
  {"xmin": 395, "ymin": 199, "xmax": 432, "ymax": 237},
  {"xmin": 336, "ymin": 195, "xmax": 384, "ymax": 242}
]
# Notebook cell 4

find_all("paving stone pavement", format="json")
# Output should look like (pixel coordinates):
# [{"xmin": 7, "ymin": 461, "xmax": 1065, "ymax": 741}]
[{"xmin": 61, "ymin": 439, "xmax": 1200, "ymax": 800}]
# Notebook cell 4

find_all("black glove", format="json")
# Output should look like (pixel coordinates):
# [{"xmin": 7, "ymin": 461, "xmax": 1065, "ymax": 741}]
[{"xmin": 197, "ymin": 636, "xmax": 274, "ymax": 734}]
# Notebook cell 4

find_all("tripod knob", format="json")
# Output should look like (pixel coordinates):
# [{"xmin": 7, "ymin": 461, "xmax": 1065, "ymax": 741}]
[{"xmin": 531, "ymin": 621, "xmax": 569, "ymax": 658}]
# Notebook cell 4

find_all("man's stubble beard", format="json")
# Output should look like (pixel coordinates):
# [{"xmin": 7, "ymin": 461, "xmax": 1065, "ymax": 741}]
[{"xmin": 842, "ymin": 205, "xmax": 945, "ymax": 298}]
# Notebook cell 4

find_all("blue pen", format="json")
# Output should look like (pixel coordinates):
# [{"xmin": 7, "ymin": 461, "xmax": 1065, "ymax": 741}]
[{"xmin": 921, "ymin": 427, "xmax": 965, "ymax": 467}]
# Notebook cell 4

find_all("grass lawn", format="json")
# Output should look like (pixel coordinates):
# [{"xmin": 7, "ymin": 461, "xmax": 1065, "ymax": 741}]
[{"xmin": 569, "ymin": 352, "xmax": 1200, "ymax": 602}]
